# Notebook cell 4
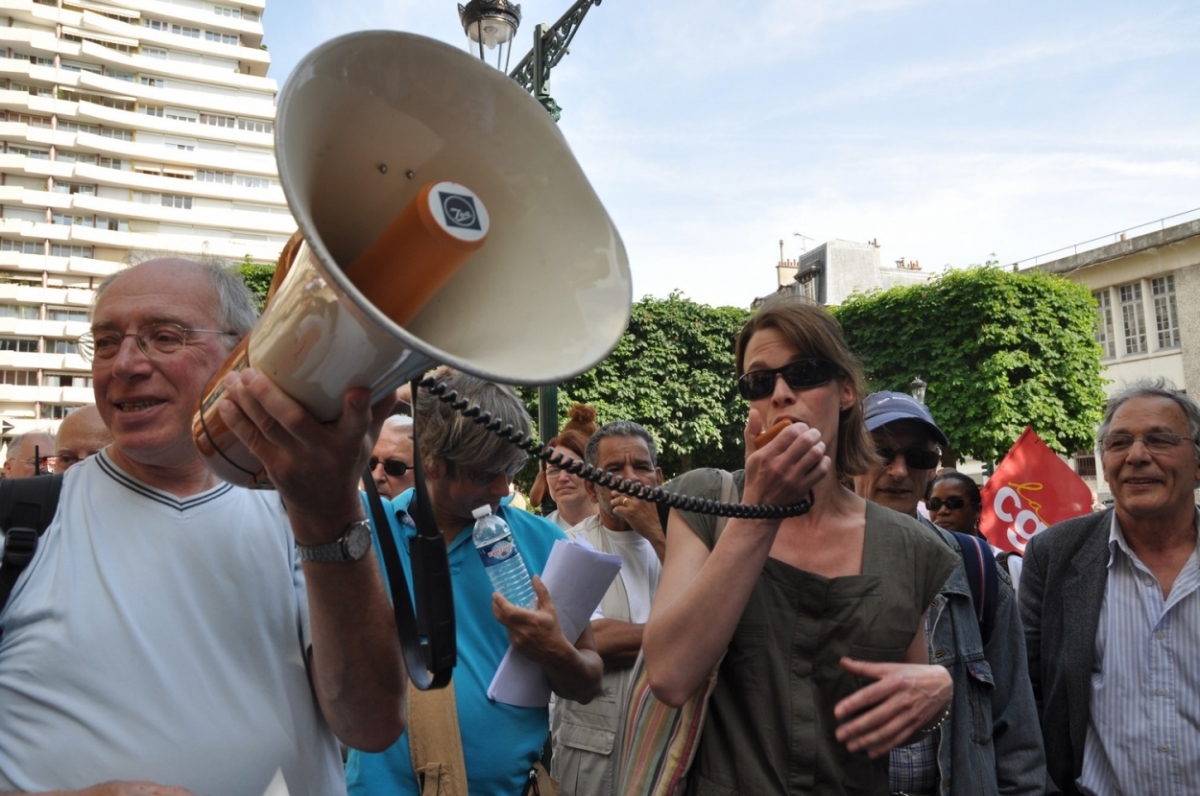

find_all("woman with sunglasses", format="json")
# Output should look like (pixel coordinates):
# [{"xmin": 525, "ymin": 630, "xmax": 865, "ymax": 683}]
[
  {"xmin": 529, "ymin": 403, "xmax": 600, "ymax": 531},
  {"xmin": 926, "ymin": 471, "xmax": 983, "ymax": 535},
  {"xmin": 643, "ymin": 295, "xmax": 958, "ymax": 795}
]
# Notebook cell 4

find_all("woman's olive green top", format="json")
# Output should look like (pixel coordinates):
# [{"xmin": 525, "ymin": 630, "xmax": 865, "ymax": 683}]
[{"xmin": 668, "ymin": 469, "xmax": 957, "ymax": 796}]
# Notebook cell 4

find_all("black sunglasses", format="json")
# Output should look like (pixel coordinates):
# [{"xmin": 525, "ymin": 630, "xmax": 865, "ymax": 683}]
[
  {"xmin": 738, "ymin": 359, "xmax": 842, "ymax": 401},
  {"xmin": 927, "ymin": 496, "xmax": 968, "ymax": 512},
  {"xmin": 369, "ymin": 457, "xmax": 411, "ymax": 478},
  {"xmin": 876, "ymin": 447, "xmax": 941, "ymax": 471}
]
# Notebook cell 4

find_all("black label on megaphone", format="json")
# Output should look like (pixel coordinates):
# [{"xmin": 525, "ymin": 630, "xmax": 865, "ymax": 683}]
[{"xmin": 438, "ymin": 192, "xmax": 482, "ymax": 231}]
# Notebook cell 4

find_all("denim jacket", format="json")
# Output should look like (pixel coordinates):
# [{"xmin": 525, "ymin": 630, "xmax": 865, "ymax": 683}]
[{"xmin": 922, "ymin": 519, "xmax": 1050, "ymax": 796}]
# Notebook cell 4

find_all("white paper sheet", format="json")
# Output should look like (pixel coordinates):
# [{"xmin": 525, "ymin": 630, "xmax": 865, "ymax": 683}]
[{"xmin": 487, "ymin": 537, "xmax": 621, "ymax": 707}]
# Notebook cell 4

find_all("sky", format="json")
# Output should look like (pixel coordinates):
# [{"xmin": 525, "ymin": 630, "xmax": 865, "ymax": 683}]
[{"xmin": 260, "ymin": 0, "xmax": 1200, "ymax": 308}]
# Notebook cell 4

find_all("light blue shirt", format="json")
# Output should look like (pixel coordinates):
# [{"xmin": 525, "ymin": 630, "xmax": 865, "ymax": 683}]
[
  {"xmin": 346, "ymin": 490, "xmax": 565, "ymax": 796},
  {"xmin": 1079, "ymin": 510, "xmax": 1200, "ymax": 795}
]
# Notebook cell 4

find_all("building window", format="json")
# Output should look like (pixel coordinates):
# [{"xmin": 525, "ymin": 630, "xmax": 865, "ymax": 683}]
[
  {"xmin": 237, "ymin": 118, "xmax": 273, "ymax": 134},
  {"xmin": 197, "ymin": 169, "xmax": 233, "ymax": 184},
  {"xmin": 46, "ymin": 404, "xmax": 82, "ymax": 419},
  {"xmin": 1152, "ymin": 275, "xmax": 1180, "ymax": 350},
  {"xmin": 143, "ymin": 18, "xmax": 168, "ymax": 31},
  {"xmin": 142, "ymin": 47, "xmax": 168, "ymax": 59},
  {"xmin": 0, "ymin": 304, "xmax": 40, "ymax": 320},
  {"xmin": 0, "ymin": 338, "xmax": 39, "ymax": 352},
  {"xmin": 235, "ymin": 175, "xmax": 272, "ymax": 189},
  {"xmin": 200, "ymin": 112, "xmax": 236, "ymax": 128},
  {"xmin": 106, "ymin": 67, "xmax": 137, "ymax": 82},
  {"xmin": 205, "ymin": 30, "xmax": 239, "ymax": 45},
  {"xmin": 44, "ymin": 372, "xmax": 91, "ymax": 387},
  {"xmin": 0, "ymin": 239, "xmax": 43, "ymax": 255},
  {"xmin": 49, "ymin": 245, "xmax": 94, "ymax": 258},
  {"xmin": 48, "ymin": 339, "xmax": 79, "ymax": 355},
  {"xmin": 161, "ymin": 194, "xmax": 193, "ymax": 209},
  {"xmin": 97, "ymin": 216, "xmax": 128, "ymax": 232},
  {"xmin": 1074, "ymin": 450, "xmax": 1096, "ymax": 479},
  {"xmin": 0, "ymin": 369, "xmax": 37, "ymax": 385},
  {"xmin": 139, "ymin": 76, "xmax": 164, "ymax": 88},
  {"xmin": 47, "ymin": 307, "xmax": 88, "ymax": 323},
  {"xmin": 213, "ymin": 5, "xmax": 242, "ymax": 18},
  {"xmin": 171, "ymin": 24, "xmax": 201, "ymax": 38},
  {"xmin": 7, "ymin": 145, "xmax": 51, "ymax": 160},
  {"xmin": 1118, "ymin": 282, "xmax": 1146, "ymax": 355},
  {"xmin": 52, "ymin": 182, "xmax": 96, "ymax": 196},
  {"xmin": 141, "ymin": 105, "xmax": 165, "ymax": 118},
  {"xmin": 99, "ymin": 127, "xmax": 135, "ymax": 141},
  {"xmin": 1093, "ymin": 290, "xmax": 1115, "ymax": 359}
]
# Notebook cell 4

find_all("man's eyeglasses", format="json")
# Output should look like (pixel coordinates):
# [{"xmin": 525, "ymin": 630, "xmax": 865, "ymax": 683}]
[
  {"xmin": 876, "ymin": 447, "xmax": 941, "ymax": 471},
  {"xmin": 1100, "ymin": 431, "xmax": 1192, "ymax": 454},
  {"xmin": 738, "ymin": 359, "xmax": 842, "ymax": 401},
  {"xmin": 927, "ymin": 496, "xmax": 968, "ymax": 512},
  {"xmin": 369, "ymin": 457, "xmax": 411, "ymax": 478},
  {"xmin": 80, "ymin": 323, "xmax": 238, "ymax": 364}
]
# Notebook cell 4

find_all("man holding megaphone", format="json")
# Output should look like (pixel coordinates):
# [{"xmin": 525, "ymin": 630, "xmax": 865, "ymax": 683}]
[{"xmin": 0, "ymin": 259, "xmax": 406, "ymax": 796}]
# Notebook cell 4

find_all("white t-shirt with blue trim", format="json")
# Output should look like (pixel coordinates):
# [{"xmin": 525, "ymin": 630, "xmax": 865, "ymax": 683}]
[{"xmin": 0, "ymin": 451, "xmax": 344, "ymax": 795}]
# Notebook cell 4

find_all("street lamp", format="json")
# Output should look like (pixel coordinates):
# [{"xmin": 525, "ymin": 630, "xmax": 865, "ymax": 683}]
[
  {"xmin": 457, "ymin": 1, "xmax": 522, "ymax": 71},
  {"xmin": 456, "ymin": 0, "xmax": 604, "ymax": 445},
  {"xmin": 910, "ymin": 375, "xmax": 927, "ymax": 405}
]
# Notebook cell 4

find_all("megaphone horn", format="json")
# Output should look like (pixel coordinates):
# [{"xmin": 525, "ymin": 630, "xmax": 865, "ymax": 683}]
[{"xmin": 193, "ymin": 31, "xmax": 632, "ymax": 486}]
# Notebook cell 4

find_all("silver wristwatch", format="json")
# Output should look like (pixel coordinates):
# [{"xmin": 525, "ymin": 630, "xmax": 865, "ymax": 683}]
[{"xmin": 296, "ymin": 519, "xmax": 373, "ymax": 563}]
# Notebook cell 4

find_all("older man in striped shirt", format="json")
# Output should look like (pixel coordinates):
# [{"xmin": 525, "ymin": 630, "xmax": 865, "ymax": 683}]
[{"xmin": 1021, "ymin": 379, "xmax": 1200, "ymax": 796}]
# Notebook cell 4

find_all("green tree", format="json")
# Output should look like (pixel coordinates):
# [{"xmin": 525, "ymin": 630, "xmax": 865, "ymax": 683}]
[
  {"xmin": 519, "ymin": 292, "xmax": 752, "ymax": 479},
  {"xmin": 235, "ymin": 254, "xmax": 276, "ymax": 311},
  {"xmin": 831, "ymin": 263, "xmax": 1106, "ymax": 464}
]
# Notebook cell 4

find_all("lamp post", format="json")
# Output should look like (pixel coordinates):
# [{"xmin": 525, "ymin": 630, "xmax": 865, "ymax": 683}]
[
  {"xmin": 457, "ymin": 0, "xmax": 604, "ymax": 445},
  {"xmin": 909, "ymin": 375, "xmax": 927, "ymax": 405}
]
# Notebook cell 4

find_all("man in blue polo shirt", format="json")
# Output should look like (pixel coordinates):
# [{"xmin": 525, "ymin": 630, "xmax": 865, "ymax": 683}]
[{"xmin": 347, "ymin": 372, "xmax": 603, "ymax": 796}]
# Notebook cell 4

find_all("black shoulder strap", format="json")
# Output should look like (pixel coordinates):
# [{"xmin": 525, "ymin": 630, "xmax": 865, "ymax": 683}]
[
  {"xmin": 950, "ymin": 531, "xmax": 998, "ymax": 647},
  {"xmin": 0, "ymin": 473, "xmax": 65, "ymax": 618}
]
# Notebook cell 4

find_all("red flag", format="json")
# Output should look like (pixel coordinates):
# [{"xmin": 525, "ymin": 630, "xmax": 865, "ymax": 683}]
[{"xmin": 979, "ymin": 427, "xmax": 1094, "ymax": 555}]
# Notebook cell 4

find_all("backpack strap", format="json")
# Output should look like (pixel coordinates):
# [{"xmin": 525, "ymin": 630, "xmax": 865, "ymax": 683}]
[
  {"xmin": 949, "ymin": 531, "xmax": 998, "ymax": 647},
  {"xmin": 0, "ymin": 473, "xmax": 65, "ymax": 620}
]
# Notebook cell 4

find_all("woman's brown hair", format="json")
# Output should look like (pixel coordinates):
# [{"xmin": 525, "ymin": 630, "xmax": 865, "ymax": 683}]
[
  {"xmin": 734, "ymin": 294, "xmax": 879, "ymax": 480},
  {"xmin": 529, "ymin": 403, "xmax": 599, "ymax": 506}
]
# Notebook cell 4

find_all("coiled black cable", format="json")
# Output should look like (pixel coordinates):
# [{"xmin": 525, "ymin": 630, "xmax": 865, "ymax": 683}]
[{"xmin": 419, "ymin": 376, "xmax": 814, "ymax": 520}]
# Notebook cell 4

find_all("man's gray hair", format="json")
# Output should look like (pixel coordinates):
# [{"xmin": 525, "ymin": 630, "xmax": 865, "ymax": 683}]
[
  {"xmin": 584, "ymin": 420, "xmax": 658, "ymax": 469},
  {"xmin": 382, "ymin": 415, "xmax": 414, "ymax": 433},
  {"xmin": 5, "ymin": 429, "xmax": 54, "ymax": 462},
  {"xmin": 93, "ymin": 259, "xmax": 258, "ymax": 339},
  {"xmin": 1097, "ymin": 378, "xmax": 1200, "ymax": 458},
  {"xmin": 415, "ymin": 371, "xmax": 529, "ymax": 476}
]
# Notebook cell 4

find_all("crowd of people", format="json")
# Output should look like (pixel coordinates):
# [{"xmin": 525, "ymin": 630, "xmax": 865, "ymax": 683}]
[{"xmin": 0, "ymin": 264, "xmax": 1196, "ymax": 796}]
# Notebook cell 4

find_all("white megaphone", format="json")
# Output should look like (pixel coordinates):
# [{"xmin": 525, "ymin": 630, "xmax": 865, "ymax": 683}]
[{"xmin": 193, "ymin": 30, "xmax": 632, "ymax": 486}]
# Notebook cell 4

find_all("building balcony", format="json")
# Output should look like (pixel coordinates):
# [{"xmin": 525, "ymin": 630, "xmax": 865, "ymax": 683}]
[
  {"xmin": 72, "ymin": 129, "xmax": 278, "ymax": 176},
  {"xmin": 0, "ymin": 317, "xmax": 85, "ymax": 338},
  {"xmin": 0, "ymin": 282, "xmax": 94, "ymax": 306},
  {"xmin": 77, "ymin": 69, "xmax": 276, "ymax": 120},
  {"xmin": 0, "ymin": 28, "xmax": 85, "ymax": 62}
]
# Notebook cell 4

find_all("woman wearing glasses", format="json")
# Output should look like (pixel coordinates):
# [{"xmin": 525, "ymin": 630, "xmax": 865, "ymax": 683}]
[
  {"xmin": 927, "ymin": 471, "xmax": 983, "ymax": 535},
  {"xmin": 643, "ymin": 295, "xmax": 957, "ymax": 795},
  {"xmin": 529, "ymin": 403, "xmax": 599, "ymax": 531}
]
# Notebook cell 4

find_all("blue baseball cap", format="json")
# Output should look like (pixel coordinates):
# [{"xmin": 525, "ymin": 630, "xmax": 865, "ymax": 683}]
[{"xmin": 863, "ymin": 391, "xmax": 949, "ymax": 447}]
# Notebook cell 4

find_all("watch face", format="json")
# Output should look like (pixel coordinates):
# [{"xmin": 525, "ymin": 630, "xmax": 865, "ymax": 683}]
[{"xmin": 344, "ymin": 522, "xmax": 373, "ymax": 561}]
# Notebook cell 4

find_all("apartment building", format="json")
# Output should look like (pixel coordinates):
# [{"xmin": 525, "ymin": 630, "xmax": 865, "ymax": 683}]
[
  {"xmin": 0, "ymin": 0, "xmax": 293, "ymax": 446},
  {"xmin": 1033, "ymin": 218, "xmax": 1200, "ymax": 499}
]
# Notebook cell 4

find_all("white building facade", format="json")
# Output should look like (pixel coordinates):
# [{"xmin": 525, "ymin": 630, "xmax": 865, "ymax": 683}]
[{"xmin": 0, "ymin": 0, "xmax": 292, "ymax": 443}]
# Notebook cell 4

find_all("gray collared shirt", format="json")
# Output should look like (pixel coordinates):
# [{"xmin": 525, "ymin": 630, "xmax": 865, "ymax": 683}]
[{"xmin": 1079, "ymin": 510, "xmax": 1200, "ymax": 795}]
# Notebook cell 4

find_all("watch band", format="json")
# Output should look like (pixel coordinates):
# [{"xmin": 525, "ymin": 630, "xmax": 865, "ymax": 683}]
[{"xmin": 296, "ymin": 519, "xmax": 372, "ymax": 563}]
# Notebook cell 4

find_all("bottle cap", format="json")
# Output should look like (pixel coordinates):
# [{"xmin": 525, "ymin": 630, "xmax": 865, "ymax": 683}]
[{"xmin": 471, "ymin": 505, "xmax": 493, "ymax": 520}]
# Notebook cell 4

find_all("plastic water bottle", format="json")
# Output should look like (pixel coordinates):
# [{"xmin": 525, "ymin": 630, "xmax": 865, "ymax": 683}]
[{"xmin": 472, "ymin": 505, "xmax": 537, "ymax": 609}]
